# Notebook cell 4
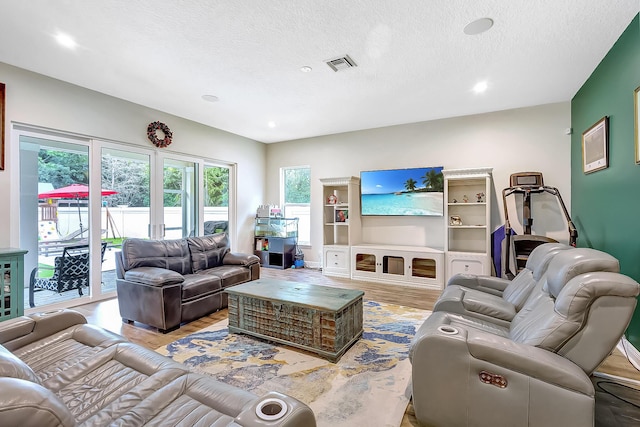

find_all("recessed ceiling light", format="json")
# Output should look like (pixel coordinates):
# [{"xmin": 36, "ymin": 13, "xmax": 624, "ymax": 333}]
[
  {"xmin": 202, "ymin": 94, "xmax": 219, "ymax": 102},
  {"xmin": 300, "ymin": 66, "xmax": 312, "ymax": 73},
  {"xmin": 463, "ymin": 18, "xmax": 494, "ymax": 35},
  {"xmin": 473, "ymin": 81, "xmax": 488, "ymax": 93},
  {"xmin": 55, "ymin": 32, "xmax": 77, "ymax": 49},
  {"xmin": 268, "ymin": 121, "xmax": 276, "ymax": 128}
]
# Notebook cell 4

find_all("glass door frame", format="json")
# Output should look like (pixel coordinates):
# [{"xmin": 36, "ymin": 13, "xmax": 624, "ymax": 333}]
[
  {"xmin": 157, "ymin": 152, "xmax": 197, "ymax": 239},
  {"xmin": 17, "ymin": 125, "xmax": 237, "ymax": 313},
  {"xmin": 93, "ymin": 145, "xmax": 236, "ymax": 242},
  {"xmin": 16, "ymin": 125, "xmax": 98, "ymax": 313}
]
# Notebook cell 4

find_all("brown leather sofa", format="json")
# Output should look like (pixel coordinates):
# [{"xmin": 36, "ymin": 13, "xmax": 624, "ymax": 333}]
[
  {"xmin": 116, "ymin": 233, "xmax": 260, "ymax": 332},
  {"xmin": 0, "ymin": 309, "xmax": 315, "ymax": 426}
]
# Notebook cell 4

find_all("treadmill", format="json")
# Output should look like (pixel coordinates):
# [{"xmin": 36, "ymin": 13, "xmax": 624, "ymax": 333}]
[{"xmin": 501, "ymin": 172, "xmax": 577, "ymax": 279}]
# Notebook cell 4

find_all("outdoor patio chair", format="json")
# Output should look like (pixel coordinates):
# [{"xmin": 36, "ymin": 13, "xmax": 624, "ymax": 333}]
[
  {"xmin": 204, "ymin": 220, "xmax": 228, "ymax": 235},
  {"xmin": 29, "ymin": 242, "xmax": 107, "ymax": 307}
]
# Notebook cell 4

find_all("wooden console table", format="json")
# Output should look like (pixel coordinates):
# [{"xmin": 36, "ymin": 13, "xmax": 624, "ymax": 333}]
[{"xmin": 226, "ymin": 279, "xmax": 364, "ymax": 362}]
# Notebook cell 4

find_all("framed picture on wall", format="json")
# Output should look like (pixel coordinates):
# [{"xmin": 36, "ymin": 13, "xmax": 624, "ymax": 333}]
[
  {"xmin": 635, "ymin": 86, "xmax": 640, "ymax": 164},
  {"xmin": 582, "ymin": 116, "xmax": 609, "ymax": 174},
  {"xmin": 0, "ymin": 82, "xmax": 4, "ymax": 171}
]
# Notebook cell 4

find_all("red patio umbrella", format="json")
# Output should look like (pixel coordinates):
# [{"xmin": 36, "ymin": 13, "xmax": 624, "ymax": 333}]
[
  {"xmin": 38, "ymin": 184, "xmax": 118, "ymax": 237},
  {"xmin": 37, "ymin": 183, "xmax": 117, "ymax": 199}
]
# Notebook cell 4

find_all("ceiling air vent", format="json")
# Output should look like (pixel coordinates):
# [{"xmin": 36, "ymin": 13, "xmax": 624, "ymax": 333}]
[{"xmin": 325, "ymin": 55, "xmax": 357, "ymax": 72}]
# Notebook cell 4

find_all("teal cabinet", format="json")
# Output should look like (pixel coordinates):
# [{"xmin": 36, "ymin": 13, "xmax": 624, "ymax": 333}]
[{"xmin": 0, "ymin": 248, "xmax": 28, "ymax": 321}]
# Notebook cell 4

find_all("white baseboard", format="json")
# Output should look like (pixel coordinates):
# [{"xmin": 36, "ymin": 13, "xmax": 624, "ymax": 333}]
[
  {"xmin": 616, "ymin": 336, "xmax": 640, "ymax": 371},
  {"xmin": 304, "ymin": 261, "xmax": 321, "ymax": 269}
]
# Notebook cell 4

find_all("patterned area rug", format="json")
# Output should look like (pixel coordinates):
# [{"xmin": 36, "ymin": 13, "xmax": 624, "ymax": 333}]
[{"xmin": 157, "ymin": 301, "xmax": 431, "ymax": 427}]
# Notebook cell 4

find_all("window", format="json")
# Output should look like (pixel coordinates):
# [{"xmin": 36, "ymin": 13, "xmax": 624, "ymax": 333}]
[
  {"xmin": 203, "ymin": 164, "xmax": 230, "ymax": 235},
  {"xmin": 281, "ymin": 166, "xmax": 310, "ymax": 245}
]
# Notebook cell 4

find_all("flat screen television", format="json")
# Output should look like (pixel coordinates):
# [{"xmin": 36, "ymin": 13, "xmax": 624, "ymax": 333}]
[{"xmin": 360, "ymin": 166, "xmax": 444, "ymax": 216}]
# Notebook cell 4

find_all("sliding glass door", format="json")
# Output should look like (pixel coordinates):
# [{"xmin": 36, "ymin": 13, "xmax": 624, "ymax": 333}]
[
  {"xmin": 19, "ymin": 128, "xmax": 235, "ymax": 312},
  {"xmin": 19, "ymin": 134, "xmax": 93, "ymax": 309},
  {"xmin": 100, "ymin": 146, "xmax": 152, "ymax": 292},
  {"xmin": 160, "ymin": 156, "xmax": 197, "ymax": 239}
]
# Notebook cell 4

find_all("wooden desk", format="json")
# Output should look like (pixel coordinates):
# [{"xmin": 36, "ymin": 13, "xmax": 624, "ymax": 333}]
[{"xmin": 226, "ymin": 278, "xmax": 364, "ymax": 362}]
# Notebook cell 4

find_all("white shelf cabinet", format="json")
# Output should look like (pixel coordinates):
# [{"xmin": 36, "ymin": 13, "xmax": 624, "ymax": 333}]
[
  {"xmin": 320, "ymin": 177, "xmax": 361, "ymax": 277},
  {"xmin": 351, "ymin": 244, "xmax": 444, "ymax": 289},
  {"xmin": 443, "ymin": 167, "xmax": 493, "ymax": 282}
]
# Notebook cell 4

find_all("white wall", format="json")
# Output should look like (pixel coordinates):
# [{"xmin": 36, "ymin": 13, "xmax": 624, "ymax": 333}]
[
  {"xmin": 266, "ymin": 102, "xmax": 572, "ymax": 264},
  {"xmin": 0, "ymin": 62, "xmax": 266, "ymax": 254}
]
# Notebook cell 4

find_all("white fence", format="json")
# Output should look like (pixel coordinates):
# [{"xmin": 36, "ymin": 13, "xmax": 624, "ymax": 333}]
[{"xmin": 46, "ymin": 206, "xmax": 229, "ymax": 239}]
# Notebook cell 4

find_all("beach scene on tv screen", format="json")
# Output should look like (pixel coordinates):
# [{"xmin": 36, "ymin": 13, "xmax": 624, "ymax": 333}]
[{"xmin": 361, "ymin": 167, "xmax": 444, "ymax": 216}]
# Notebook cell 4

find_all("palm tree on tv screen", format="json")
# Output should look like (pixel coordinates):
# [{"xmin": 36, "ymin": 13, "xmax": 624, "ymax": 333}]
[
  {"xmin": 422, "ymin": 170, "xmax": 444, "ymax": 192},
  {"xmin": 404, "ymin": 178, "xmax": 417, "ymax": 192}
]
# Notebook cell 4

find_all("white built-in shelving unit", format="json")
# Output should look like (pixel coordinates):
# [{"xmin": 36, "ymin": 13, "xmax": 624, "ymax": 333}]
[
  {"xmin": 320, "ymin": 177, "xmax": 361, "ymax": 277},
  {"xmin": 443, "ymin": 167, "xmax": 493, "ymax": 281}
]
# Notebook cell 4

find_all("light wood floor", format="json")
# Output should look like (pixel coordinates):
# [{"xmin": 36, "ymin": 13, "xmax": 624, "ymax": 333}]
[{"xmin": 72, "ymin": 266, "xmax": 640, "ymax": 426}]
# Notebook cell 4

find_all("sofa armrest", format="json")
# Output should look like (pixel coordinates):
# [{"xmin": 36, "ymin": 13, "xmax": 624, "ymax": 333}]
[
  {"xmin": 410, "ymin": 312, "xmax": 595, "ymax": 427},
  {"xmin": 0, "ymin": 378, "xmax": 76, "ymax": 427},
  {"xmin": 116, "ymin": 278, "xmax": 182, "ymax": 332},
  {"xmin": 0, "ymin": 309, "xmax": 87, "ymax": 347},
  {"xmin": 446, "ymin": 273, "xmax": 509, "ymax": 296},
  {"xmin": 223, "ymin": 252, "xmax": 260, "ymax": 267},
  {"xmin": 124, "ymin": 267, "xmax": 185, "ymax": 287},
  {"xmin": 235, "ymin": 391, "xmax": 316, "ymax": 427},
  {"xmin": 467, "ymin": 331, "xmax": 593, "ymax": 395}
]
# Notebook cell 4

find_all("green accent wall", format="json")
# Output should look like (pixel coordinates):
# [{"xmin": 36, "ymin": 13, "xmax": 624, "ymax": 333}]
[{"xmin": 571, "ymin": 14, "xmax": 640, "ymax": 348}]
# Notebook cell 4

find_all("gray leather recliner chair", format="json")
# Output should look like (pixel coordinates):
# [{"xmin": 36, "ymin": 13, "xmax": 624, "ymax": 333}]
[
  {"xmin": 410, "ymin": 248, "xmax": 639, "ymax": 427},
  {"xmin": 434, "ymin": 243, "xmax": 572, "ymax": 326}
]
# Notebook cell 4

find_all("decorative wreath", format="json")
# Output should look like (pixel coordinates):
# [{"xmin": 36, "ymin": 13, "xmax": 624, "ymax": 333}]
[{"xmin": 147, "ymin": 121, "xmax": 173, "ymax": 148}]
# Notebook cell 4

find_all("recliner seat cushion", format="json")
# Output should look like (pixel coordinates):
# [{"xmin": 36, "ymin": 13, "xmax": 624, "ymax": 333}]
[
  {"xmin": 12, "ymin": 324, "xmax": 127, "ymax": 387},
  {"xmin": 187, "ymin": 234, "xmax": 230, "ymax": 273},
  {"xmin": 110, "ymin": 373, "xmax": 257, "ymax": 426},
  {"xmin": 124, "ymin": 267, "xmax": 185, "ymax": 287},
  {"xmin": 200, "ymin": 266, "xmax": 251, "ymax": 288},
  {"xmin": 121, "ymin": 238, "xmax": 192, "ymax": 275},
  {"xmin": 52, "ymin": 343, "xmax": 190, "ymax": 424},
  {"xmin": 181, "ymin": 274, "xmax": 222, "ymax": 301}
]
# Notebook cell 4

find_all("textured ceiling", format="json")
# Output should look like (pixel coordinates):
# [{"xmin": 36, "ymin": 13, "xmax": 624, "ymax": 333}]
[{"xmin": 0, "ymin": 1, "xmax": 638, "ymax": 143}]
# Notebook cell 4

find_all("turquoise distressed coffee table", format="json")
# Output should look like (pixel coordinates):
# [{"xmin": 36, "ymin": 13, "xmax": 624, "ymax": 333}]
[{"xmin": 225, "ymin": 278, "xmax": 364, "ymax": 362}]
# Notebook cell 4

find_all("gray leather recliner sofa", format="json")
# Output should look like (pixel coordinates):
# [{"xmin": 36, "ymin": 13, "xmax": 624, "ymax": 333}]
[
  {"xmin": 0, "ymin": 309, "xmax": 315, "ymax": 427},
  {"xmin": 116, "ymin": 233, "xmax": 260, "ymax": 332},
  {"xmin": 433, "ymin": 243, "xmax": 572, "ymax": 326},
  {"xmin": 410, "ymin": 246, "xmax": 640, "ymax": 427}
]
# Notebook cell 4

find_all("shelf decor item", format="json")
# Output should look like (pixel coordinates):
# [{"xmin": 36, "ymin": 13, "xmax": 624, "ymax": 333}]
[
  {"xmin": 327, "ymin": 194, "xmax": 338, "ymax": 204},
  {"xmin": 635, "ymin": 86, "xmax": 640, "ymax": 164},
  {"xmin": 336, "ymin": 210, "xmax": 348, "ymax": 222},
  {"xmin": 582, "ymin": 116, "xmax": 609, "ymax": 174},
  {"xmin": 450, "ymin": 215, "xmax": 463, "ymax": 226},
  {"xmin": 147, "ymin": 121, "xmax": 173, "ymax": 148}
]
